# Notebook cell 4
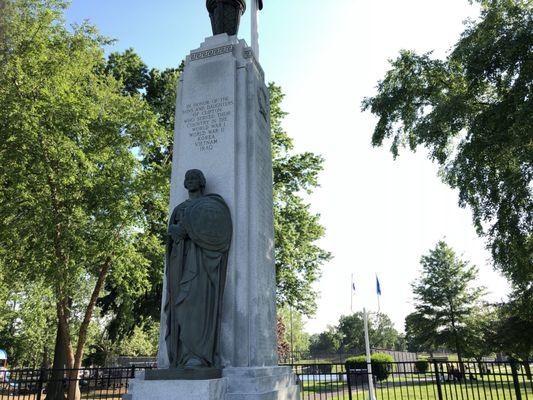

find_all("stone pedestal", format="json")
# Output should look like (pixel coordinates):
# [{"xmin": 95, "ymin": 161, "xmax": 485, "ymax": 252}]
[
  {"xmin": 158, "ymin": 33, "xmax": 277, "ymax": 369},
  {"xmin": 223, "ymin": 367, "xmax": 300, "ymax": 400},
  {"xmin": 126, "ymin": 368, "xmax": 300, "ymax": 400},
  {"xmin": 126, "ymin": 371, "xmax": 227, "ymax": 400}
]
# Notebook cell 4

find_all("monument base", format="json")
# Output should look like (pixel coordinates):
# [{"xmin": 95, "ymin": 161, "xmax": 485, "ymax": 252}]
[
  {"xmin": 224, "ymin": 366, "xmax": 300, "ymax": 400},
  {"xmin": 125, "ymin": 367, "xmax": 300, "ymax": 400},
  {"xmin": 145, "ymin": 367, "xmax": 222, "ymax": 380}
]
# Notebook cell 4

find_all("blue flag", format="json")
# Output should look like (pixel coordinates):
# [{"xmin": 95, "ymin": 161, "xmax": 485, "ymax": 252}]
[
  {"xmin": 376, "ymin": 276, "xmax": 382, "ymax": 296},
  {"xmin": 352, "ymin": 282, "xmax": 356, "ymax": 292}
]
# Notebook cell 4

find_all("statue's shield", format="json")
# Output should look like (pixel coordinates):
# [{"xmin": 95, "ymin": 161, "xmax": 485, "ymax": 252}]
[{"xmin": 183, "ymin": 195, "xmax": 232, "ymax": 252}]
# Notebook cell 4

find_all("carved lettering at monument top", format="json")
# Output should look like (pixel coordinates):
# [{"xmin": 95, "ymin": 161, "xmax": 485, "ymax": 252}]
[
  {"xmin": 183, "ymin": 96, "xmax": 234, "ymax": 153},
  {"xmin": 191, "ymin": 45, "xmax": 234, "ymax": 61}
]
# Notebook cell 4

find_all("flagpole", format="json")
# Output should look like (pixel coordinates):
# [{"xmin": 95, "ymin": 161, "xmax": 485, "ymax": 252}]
[
  {"xmin": 364, "ymin": 308, "xmax": 377, "ymax": 400},
  {"xmin": 251, "ymin": 0, "xmax": 259, "ymax": 59}
]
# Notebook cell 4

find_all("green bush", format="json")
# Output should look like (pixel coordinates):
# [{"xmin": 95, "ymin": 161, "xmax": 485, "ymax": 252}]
[
  {"xmin": 345, "ymin": 353, "xmax": 394, "ymax": 381},
  {"xmin": 414, "ymin": 359, "xmax": 429, "ymax": 373}
]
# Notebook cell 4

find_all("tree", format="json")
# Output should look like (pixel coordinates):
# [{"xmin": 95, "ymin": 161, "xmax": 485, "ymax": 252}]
[
  {"xmin": 408, "ymin": 241, "xmax": 484, "ymax": 363},
  {"xmin": 362, "ymin": 0, "xmax": 532, "ymax": 291},
  {"xmin": 491, "ymin": 294, "xmax": 532, "ymax": 378},
  {"xmin": 99, "ymin": 52, "xmax": 181, "ymax": 347},
  {"xmin": 405, "ymin": 311, "xmax": 438, "ymax": 353},
  {"xmin": 462, "ymin": 304, "xmax": 498, "ymax": 363},
  {"xmin": 309, "ymin": 327, "xmax": 341, "ymax": 356},
  {"xmin": 278, "ymin": 306, "xmax": 310, "ymax": 358},
  {"xmin": 0, "ymin": 1, "xmax": 164, "ymax": 398},
  {"xmin": 276, "ymin": 316, "xmax": 290, "ymax": 361},
  {"xmin": 270, "ymin": 84, "xmax": 332, "ymax": 315},
  {"xmin": 0, "ymin": 280, "xmax": 56, "ymax": 367},
  {"xmin": 337, "ymin": 312, "xmax": 403, "ymax": 353}
]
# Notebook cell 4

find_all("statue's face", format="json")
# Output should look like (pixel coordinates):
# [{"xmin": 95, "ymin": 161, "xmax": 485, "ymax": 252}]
[{"xmin": 185, "ymin": 174, "xmax": 202, "ymax": 191}]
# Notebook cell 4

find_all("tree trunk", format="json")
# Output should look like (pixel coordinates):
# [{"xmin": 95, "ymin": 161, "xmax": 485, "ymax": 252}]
[
  {"xmin": 46, "ymin": 324, "xmax": 68, "ymax": 400},
  {"xmin": 55, "ymin": 300, "xmax": 79, "ymax": 400},
  {"xmin": 522, "ymin": 358, "xmax": 532, "ymax": 380},
  {"xmin": 449, "ymin": 305, "xmax": 465, "ymax": 377},
  {"xmin": 66, "ymin": 257, "xmax": 112, "ymax": 400},
  {"xmin": 66, "ymin": 370, "xmax": 81, "ymax": 400}
]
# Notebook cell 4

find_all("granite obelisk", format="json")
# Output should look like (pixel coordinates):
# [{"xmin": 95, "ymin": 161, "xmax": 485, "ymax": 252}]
[{"xmin": 127, "ymin": 2, "xmax": 299, "ymax": 398}]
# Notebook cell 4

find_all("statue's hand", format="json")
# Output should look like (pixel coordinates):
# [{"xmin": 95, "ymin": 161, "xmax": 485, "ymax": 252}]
[{"xmin": 168, "ymin": 223, "xmax": 188, "ymax": 241}]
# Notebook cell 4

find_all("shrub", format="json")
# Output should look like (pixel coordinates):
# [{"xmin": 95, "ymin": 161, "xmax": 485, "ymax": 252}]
[
  {"xmin": 415, "ymin": 360, "xmax": 429, "ymax": 374},
  {"xmin": 345, "ymin": 353, "xmax": 394, "ymax": 381}
]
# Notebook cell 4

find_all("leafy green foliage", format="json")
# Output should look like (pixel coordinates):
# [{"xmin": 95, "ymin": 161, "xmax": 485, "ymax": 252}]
[
  {"xmin": 415, "ymin": 359, "xmax": 429, "ymax": 374},
  {"xmin": 276, "ymin": 315, "xmax": 290, "ymax": 360},
  {"xmin": 0, "ymin": 280, "xmax": 56, "ymax": 367},
  {"xmin": 309, "ymin": 311, "xmax": 404, "ymax": 357},
  {"xmin": 0, "ymin": 0, "xmax": 165, "ymax": 367},
  {"xmin": 309, "ymin": 326, "xmax": 342, "ymax": 356},
  {"xmin": 461, "ymin": 304, "xmax": 499, "ymax": 360},
  {"xmin": 278, "ymin": 306, "xmax": 310, "ymax": 354},
  {"xmin": 97, "ymin": 51, "xmax": 181, "ymax": 345},
  {"xmin": 345, "ymin": 353, "xmax": 394, "ymax": 381},
  {"xmin": 406, "ymin": 241, "xmax": 484, "ymax": 359},
  {"xmin": 490, "ymin": 293, "xmax": 532, "ymax": 361},
  {"xmin": 270, "ymin": 83, "xmax": 331, "ymax": 315},
  {"xmin": 338, "ymin": 312, "xmax": 404, "ymax": 353},
  {"xmin": 362, "ymin": 0, "xmax": 533, "ymax": 291}
]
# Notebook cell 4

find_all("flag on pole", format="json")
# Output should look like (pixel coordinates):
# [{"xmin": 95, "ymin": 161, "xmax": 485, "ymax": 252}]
[
  {"xmin": 350, "ymin": 274, "xmax": 355, "ymax": 312},
  {"xmin": 376, "ymin": 275, "xmax": 382, "ymax": 296}
]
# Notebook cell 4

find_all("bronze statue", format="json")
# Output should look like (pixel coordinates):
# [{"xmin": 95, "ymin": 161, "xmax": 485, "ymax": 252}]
[
  {"xmin": 164, "ymin": 169, "xmax": 232, "ymax": 369},
  {"xmin": 206, "ymin": 0, "xmax": 264, "ymax": 36}
]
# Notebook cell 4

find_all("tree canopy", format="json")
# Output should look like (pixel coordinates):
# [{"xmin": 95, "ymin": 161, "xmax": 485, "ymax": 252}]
[
  {"xmin": 270, "ymin": 84, "xmax": 331, "ymax": 315},
  {"xmin": 406, "ymin": 241, "xmax": 484, "ymax": 361},
  {"xmin": 309, "ymin": 311, "xmax": 405, "ymax": 356},
  {"xmin": 362, "ymin": 0, "xmax": 532, "ymax": 291},
  {"xmin": 338, "ymin": 312, "xmax": 404, "ymax": 353},
  {"xmin": 0, "ymin": 2, "xmax": 165, "ymax": 394}
]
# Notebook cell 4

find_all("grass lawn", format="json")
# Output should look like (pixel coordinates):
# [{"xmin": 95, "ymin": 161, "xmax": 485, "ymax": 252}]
[{"xmin": 301, "ymin": 377, "xmax": 532, "ymax": 400}]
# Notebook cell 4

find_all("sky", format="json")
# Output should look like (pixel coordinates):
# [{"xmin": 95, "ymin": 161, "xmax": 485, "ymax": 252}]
[{"xmin": 65, "ymin": 0, "xmax": 511, "ymax": 335}]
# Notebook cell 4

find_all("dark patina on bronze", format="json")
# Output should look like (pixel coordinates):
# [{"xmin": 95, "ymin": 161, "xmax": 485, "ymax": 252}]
[
  {"xmin": 206, "ymin": 0, "xmax": 263, "ymax": 36},
  {"xmin": 163, "ymin": 170, "xmax": 232, "ymax": 379}
]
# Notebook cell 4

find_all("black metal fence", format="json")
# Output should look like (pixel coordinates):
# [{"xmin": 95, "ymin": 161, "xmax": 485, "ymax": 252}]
[
  {"xmin": 1, "ymin": 361, "xmax": 530, "ymax": 399},
  {"xmin": 289, "ymin": 360, "xmax": 532, "ymax": 400},
  {"xmin": 0, "ymin": 366, "xmax": 148, "ymax": 399}
]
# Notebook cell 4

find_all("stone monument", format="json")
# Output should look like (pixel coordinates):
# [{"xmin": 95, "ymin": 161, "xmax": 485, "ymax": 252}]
[{"xmin": 126, "ymin": 1, "xmax": 300, "ymax": 399}]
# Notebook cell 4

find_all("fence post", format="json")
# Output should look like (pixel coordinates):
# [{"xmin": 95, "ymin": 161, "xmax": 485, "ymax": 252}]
[
  {"xmin": 433, "ymin": 361, "xmax": 444, "ymax": 400},
  {"xmin": 130, "ymin": 365, "xmax": 136, "ymax": 379},
  {"xmin": 35, "ymin": 368, "xmax": 45, "ymax": 400},
  {"xmin": 510, "ymin": 361, "xmax": 523, "ymax": 400},
  {"xmin": 345, "ymin": 363, "xmax": 353, "ymax": 400}
]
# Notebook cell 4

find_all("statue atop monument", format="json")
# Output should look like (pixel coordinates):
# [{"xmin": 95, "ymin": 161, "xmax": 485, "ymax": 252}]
[
  {"xmin": 164, "ymin": 169, "xmax": 232, "ymax": 370},
  {"xmin": 206, "ymin": 0, "xmax": 263, "ymax": 36}
]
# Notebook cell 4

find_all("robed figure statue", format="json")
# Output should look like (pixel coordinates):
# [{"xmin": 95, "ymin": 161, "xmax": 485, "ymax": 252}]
[{"xmin": 164, "ymin": 169, "xmax": 232, "ymax": 369}]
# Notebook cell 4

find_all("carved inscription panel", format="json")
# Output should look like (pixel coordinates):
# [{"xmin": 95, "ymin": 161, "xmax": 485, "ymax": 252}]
[{"xmin": 183, "ymin": 96, "xmax": 234, "ymax": 153}]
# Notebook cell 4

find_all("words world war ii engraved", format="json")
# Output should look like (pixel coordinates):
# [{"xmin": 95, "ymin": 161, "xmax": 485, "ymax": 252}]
[{"xmin": 183, "ymin": 96, "xmax": 234, "ymax": 152}]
